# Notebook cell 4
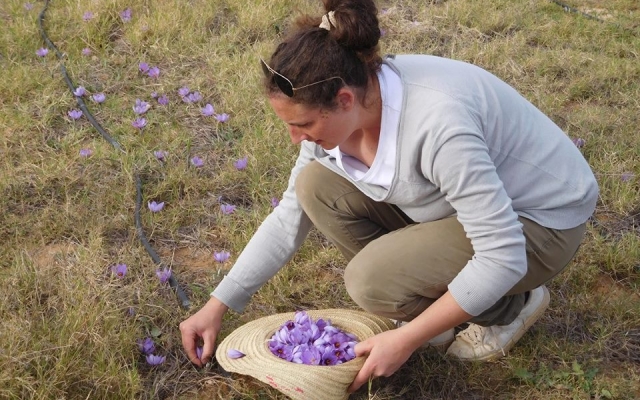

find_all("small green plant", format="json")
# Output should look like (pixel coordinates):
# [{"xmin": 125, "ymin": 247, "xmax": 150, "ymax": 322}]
[{"xmin": 514, "ymin": 361, "xmax": 607, "ymax": 397}]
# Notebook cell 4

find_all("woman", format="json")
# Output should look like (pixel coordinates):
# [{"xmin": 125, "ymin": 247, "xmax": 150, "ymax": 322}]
[{"xmin": 180, "ymin": 0, "xmax": 598, "ymax": 392}]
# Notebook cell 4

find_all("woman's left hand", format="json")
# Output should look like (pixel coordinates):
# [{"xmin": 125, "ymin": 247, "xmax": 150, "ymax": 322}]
[{"xmin": 347, "ymin": 329, "xmax": 419, "ymax": 393}]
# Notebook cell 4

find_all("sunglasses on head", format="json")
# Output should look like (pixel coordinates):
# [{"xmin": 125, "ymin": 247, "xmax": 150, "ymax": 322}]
[{"xmin": 260, "ymin": 58, "xmax": 344, "ymax": 98}]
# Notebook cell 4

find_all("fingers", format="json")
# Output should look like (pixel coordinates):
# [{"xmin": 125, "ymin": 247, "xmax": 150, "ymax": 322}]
[
  {"xmin": 354, "ymin": 339, "xmax": 372, "ymax": 357},
  {"xmin": 179, "ymin": 323, "xmax": 202, "ymax": 367},
  {"xmin": 201, "ymin": 331, "xmax": 217, "ymax": 364},
  {"xmin": 348, "ymin": 340, "xmax": 374, "ymax": 393},
  {"xmin": 348, "ymin": 358, "xmax": 372, "ymax": 393}
]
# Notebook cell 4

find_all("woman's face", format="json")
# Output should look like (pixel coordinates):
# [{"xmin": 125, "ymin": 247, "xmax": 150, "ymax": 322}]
[{"xmin": 268, "ymin": 90, "xmax": 359, "ymax": 150}]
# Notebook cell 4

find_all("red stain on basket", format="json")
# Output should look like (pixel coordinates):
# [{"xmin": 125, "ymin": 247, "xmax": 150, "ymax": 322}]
[
  {"xmin": 295, "ymin": 387, "xmax": 304, "ymax": 393},
  {"xmin": 266, "ymin": 375, "xmax": 279, "ymax": 388}
]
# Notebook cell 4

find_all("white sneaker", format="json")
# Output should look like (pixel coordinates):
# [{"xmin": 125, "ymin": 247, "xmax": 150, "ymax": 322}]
[
  {"xmin": 393, "ymin": 320, "xmax": 455, "ymax": 352},
  {"xmin": 446, "ymin": 285, "xmax": 550, "ymax": 361}
]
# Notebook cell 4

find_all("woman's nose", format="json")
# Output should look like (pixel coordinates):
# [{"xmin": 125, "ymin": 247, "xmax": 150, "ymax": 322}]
[{"xmin": 288, "ymin": 126, "xmax": 308, "ymax": 144}]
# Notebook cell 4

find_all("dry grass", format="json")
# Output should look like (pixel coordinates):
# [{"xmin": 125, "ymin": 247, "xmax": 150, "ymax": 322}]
[{"xmin": 1, "ymin": 0, "xmax": 639, "ymax": 398}]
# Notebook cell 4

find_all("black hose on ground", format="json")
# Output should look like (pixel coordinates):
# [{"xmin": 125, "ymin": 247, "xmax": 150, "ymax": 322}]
[{"xmin": 37, "ymin": 0, "xmax": 190, "ymax": 310}]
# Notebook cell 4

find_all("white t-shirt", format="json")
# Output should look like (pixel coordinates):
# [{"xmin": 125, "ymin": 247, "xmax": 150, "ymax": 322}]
[{"xmin": 325, "ymin": 64, "xmax": 402, "ymax": 188}]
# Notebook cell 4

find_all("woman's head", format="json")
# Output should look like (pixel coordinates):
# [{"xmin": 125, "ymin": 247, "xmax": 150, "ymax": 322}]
[{"xmin": 262, "ymin": 0, "xmax": 381, "ymax": 110}]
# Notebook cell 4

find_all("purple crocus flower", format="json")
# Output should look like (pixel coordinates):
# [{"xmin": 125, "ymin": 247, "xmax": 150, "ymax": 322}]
[
  {"xmin": 320, "ymin": 346, "xmax": 339, "ymax": 365},
  {"xmin": 82, "ymin": 48, "xmax": 91, "ymax": 56},
  {"xmin": 269, "ymin": 340, "xmax": 293, "ymax": 360},
  {"xmin": 220, "ymin": 204, "xmax": 236, "ymax": 215},
  {"xmin": 300, "ymin": 344, "xmax": 322, "ymax": 365},
  {"xmin": 328, "ymin": 332, "xmax": 350, "ymax": 352},
  {"xmin": 271, "ymin": 197, "xmax": 280, "ymax": 208},
  {"xmin": 213, "ymin": 251, "xmax": 230, "ymax": 263},
  {"xmin": 111, "ymin": 263, "xmax": 127, "ymax": 277},
  {"xmin": 290, "ymin": 345, "xmax": 305, "ymax": 364},
  {"xmin": 157, "ymin": 95, "xmax": 169, "ymax": 105},
  {"xmin": 138, "ymin": 338, "xmax": 155, "ymax": 354},
  {"xmin": 68, "ymin": 109, "xmax": 83, "ymax": 120},
  {"xmin": 178, "ymin": 86, "xmax": 190, "ymax": 97},
  {"xmin": 133, "ymin": 99, "xmax": 151, "ymax": 114},
  {"xmin": 36, "ymin": 47, "xmax": 49, "ymax": 57},
  {"xmin": 145, "ymin": 354, "xmax": 165, "ymax": 366},
  {"xmin": 73, "ymin": 86, "xmax": 86, "ymax": 97},
  {"xmin": 184, "ymin": 91, "xmax": 202, "ymax": 103},
  {"xmin": 132, "ymin": 118, "xmax": 147, "ymax": 129},
  {"xmin": 621, "ymin": 172, "xmax": 634, "ymax": 182},
  {"xmin": 120, "ymin": 8, "xmax": 132, "ymax": 22},
  {"xmin": 154, "ymin": 150, "xmax": 167, "ymax": 161},
  {"xmin": 83, "ymin": 11, "xmax": 94, "ymax": 21},
  {"xmin": 92, "ymin": 93, "xmax": 106, "ymax": 103},
  {"xmin": 150, "ymin": 92, "xmax": 158, "ymax": 99},
  {"xmin": 233, "ymin": 157, "xmax": 248, "ymax": 170},
  {"xmin": 147, "ymin": 66, "xmax": 160, "ymax": 78},
  {"xmin": 190, "ymin": 92, "xmax": 203, "ymax": 103},
  {"xmin": 344, "ymin": 345, "xmax": 356, "ymax": 359},
  {"xmin": 215, "ymin": 113, "xmax": 230, "ymax": 123},
  {"xmin": 380, "ymin": 28, "xmax": 387, "ymax": 37},
  {"xmin": 148, "ymin": 201, "xmax": 165, "ymax": 212},
  {"xmin": 572, "ymin": 138, "xmax": 586, "ymax": 148},
  {"xmin": 79, "ymin": 148, "xmax": 92, "ymax": 157},
  {"xmin": 294, "ymin": 311, "xmax": 311, "ymax": 326},
  {"xmin": 201, "ymin": 104, "xmax": 215, "ymax": 116},
  {"xmin": 273, "ymin": 325, "xmax": 293, "ymax": 344},
  {"xmin": 139, "ymin": 62, "xmax": 150, "ymax": 73},
  {"xmin": 190, "ymin": 156, "xmax": 204, "ymax": 168},
  {"xmin": 196, "ymin": 346, "xmax": 204, "ymax": 360},
  {"xmin": 227, "ymin": 349, "xmax": 245, "ymax": 359},
  {"xmin": 24, "ymin": 3, "xmax": 34, "ymax": 10},
  {"xmin": 156, "ymin": 268, "xmax": 171, "ymax": 283},
  {"xmin": 315, "ymin": 318, "xmax": 328, "ymax": 333}
]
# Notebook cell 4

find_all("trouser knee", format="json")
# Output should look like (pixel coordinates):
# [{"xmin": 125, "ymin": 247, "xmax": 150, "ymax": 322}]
[
  {"xmin": 294, "ymin": 161, "xmax": 329, "ymax": 218},
  {"xmin": 344, "ymin": 258, "xmax": 387, "ymax": 315}
]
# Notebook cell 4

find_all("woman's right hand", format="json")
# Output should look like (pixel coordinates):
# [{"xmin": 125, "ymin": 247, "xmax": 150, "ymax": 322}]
[{"xmin": 179, "ymin": 296, "xmax": 229, "ymax": 367}]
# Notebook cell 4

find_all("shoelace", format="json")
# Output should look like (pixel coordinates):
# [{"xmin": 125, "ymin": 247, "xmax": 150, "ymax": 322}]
[{"xmin": 459, "ymin": 324, "xmax": 506, "ymax": 356}]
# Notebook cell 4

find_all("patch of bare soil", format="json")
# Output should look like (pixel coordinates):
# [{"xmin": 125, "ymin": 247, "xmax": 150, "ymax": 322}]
[
  {"xmin": 156, "ymin": 246, "xmax": 228, "ymax": 289},
  {"xmin": 593, "ymin": 274, "xmax": 640, "ymax": 304},
  {"xmin": 157, "ymin": 247, "xmax": 214, "ymax": 272},
  {"xmin": 28, "ymin": 243, "xmax": 78, "ymax": 269}
]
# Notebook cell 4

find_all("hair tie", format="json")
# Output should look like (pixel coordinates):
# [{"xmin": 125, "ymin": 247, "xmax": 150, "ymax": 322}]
[{"xmin": 319, "ymin": 11, "xmax": 336, "ymax": 31}]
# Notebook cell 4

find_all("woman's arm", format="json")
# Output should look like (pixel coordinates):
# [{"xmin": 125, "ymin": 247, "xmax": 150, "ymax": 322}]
[
  {"xmin": 348, "ymin": 291, "xmax": 470, "ymax": 392},
  {"xmin": 180, "ymin": 142, "xmax": 316, "ymax": 364}
]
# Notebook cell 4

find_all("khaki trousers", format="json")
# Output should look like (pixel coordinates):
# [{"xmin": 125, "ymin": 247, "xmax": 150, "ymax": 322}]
[{"xmin": 295, "ymin": 161, "xmax": 586, "ymax": 326}]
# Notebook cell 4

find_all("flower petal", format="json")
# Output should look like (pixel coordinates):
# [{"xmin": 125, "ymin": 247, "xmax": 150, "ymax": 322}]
[{"xmin": 227, "ymin": 349, "xmax": 245, "ymax": 359}]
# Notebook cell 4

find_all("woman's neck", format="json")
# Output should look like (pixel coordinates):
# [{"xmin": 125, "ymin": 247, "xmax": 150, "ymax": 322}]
[{"xmin": 341, "ymin": 75, "xmax": 383, "ymax": 166}]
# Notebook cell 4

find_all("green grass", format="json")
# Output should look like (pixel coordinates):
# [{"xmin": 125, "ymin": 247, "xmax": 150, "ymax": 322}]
[{"xmin": 1, "ymin": 0, "xmax": 639, "ymax": 398}]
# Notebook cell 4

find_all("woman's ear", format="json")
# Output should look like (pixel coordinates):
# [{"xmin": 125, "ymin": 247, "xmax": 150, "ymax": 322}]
[{"xmin": 335, "ymin": 88, "xmax": 355, "ymax": 111}]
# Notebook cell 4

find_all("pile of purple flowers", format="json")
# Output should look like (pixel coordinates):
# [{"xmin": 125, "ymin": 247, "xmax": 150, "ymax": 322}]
[{"xmin": 268, "ymin": 311, "xmax": 358, "ymax": 366}]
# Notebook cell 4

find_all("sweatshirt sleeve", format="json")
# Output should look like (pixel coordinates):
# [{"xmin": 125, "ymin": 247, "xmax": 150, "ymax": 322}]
[
  {"xmin": 428, "ymin": 130, "xmax": 527, "ymax": 317},
  {"xmin": 211, "ymin": 142, "xmax": 316, "ymax": 312}
]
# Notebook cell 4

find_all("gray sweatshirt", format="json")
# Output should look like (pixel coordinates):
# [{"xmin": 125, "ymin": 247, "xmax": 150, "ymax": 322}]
[{"xmin": 213, "ymin": 55, "xmax": 598, "ymax": 316}]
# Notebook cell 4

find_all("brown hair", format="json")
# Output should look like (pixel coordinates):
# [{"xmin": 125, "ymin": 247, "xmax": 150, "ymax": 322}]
[{"xmin": 262, "ymin": 0, "xmax": 381, "ymax": 109}]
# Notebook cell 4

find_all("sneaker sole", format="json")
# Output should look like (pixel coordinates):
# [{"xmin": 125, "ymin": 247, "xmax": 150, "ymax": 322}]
[{"xmin": 474, "ymin": 286, "xmax": 550, "ymax": 361}]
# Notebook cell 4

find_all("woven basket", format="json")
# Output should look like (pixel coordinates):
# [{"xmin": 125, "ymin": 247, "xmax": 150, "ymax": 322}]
[{"xmin": 215, "ymin": 308, "xmax": 395, "ymax": 400}]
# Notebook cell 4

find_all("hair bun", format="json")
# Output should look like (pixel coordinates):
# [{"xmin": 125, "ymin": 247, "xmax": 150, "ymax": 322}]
[{"xmin": 323, "ymin": 0, "xmax": 380, "ymax": 52}]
